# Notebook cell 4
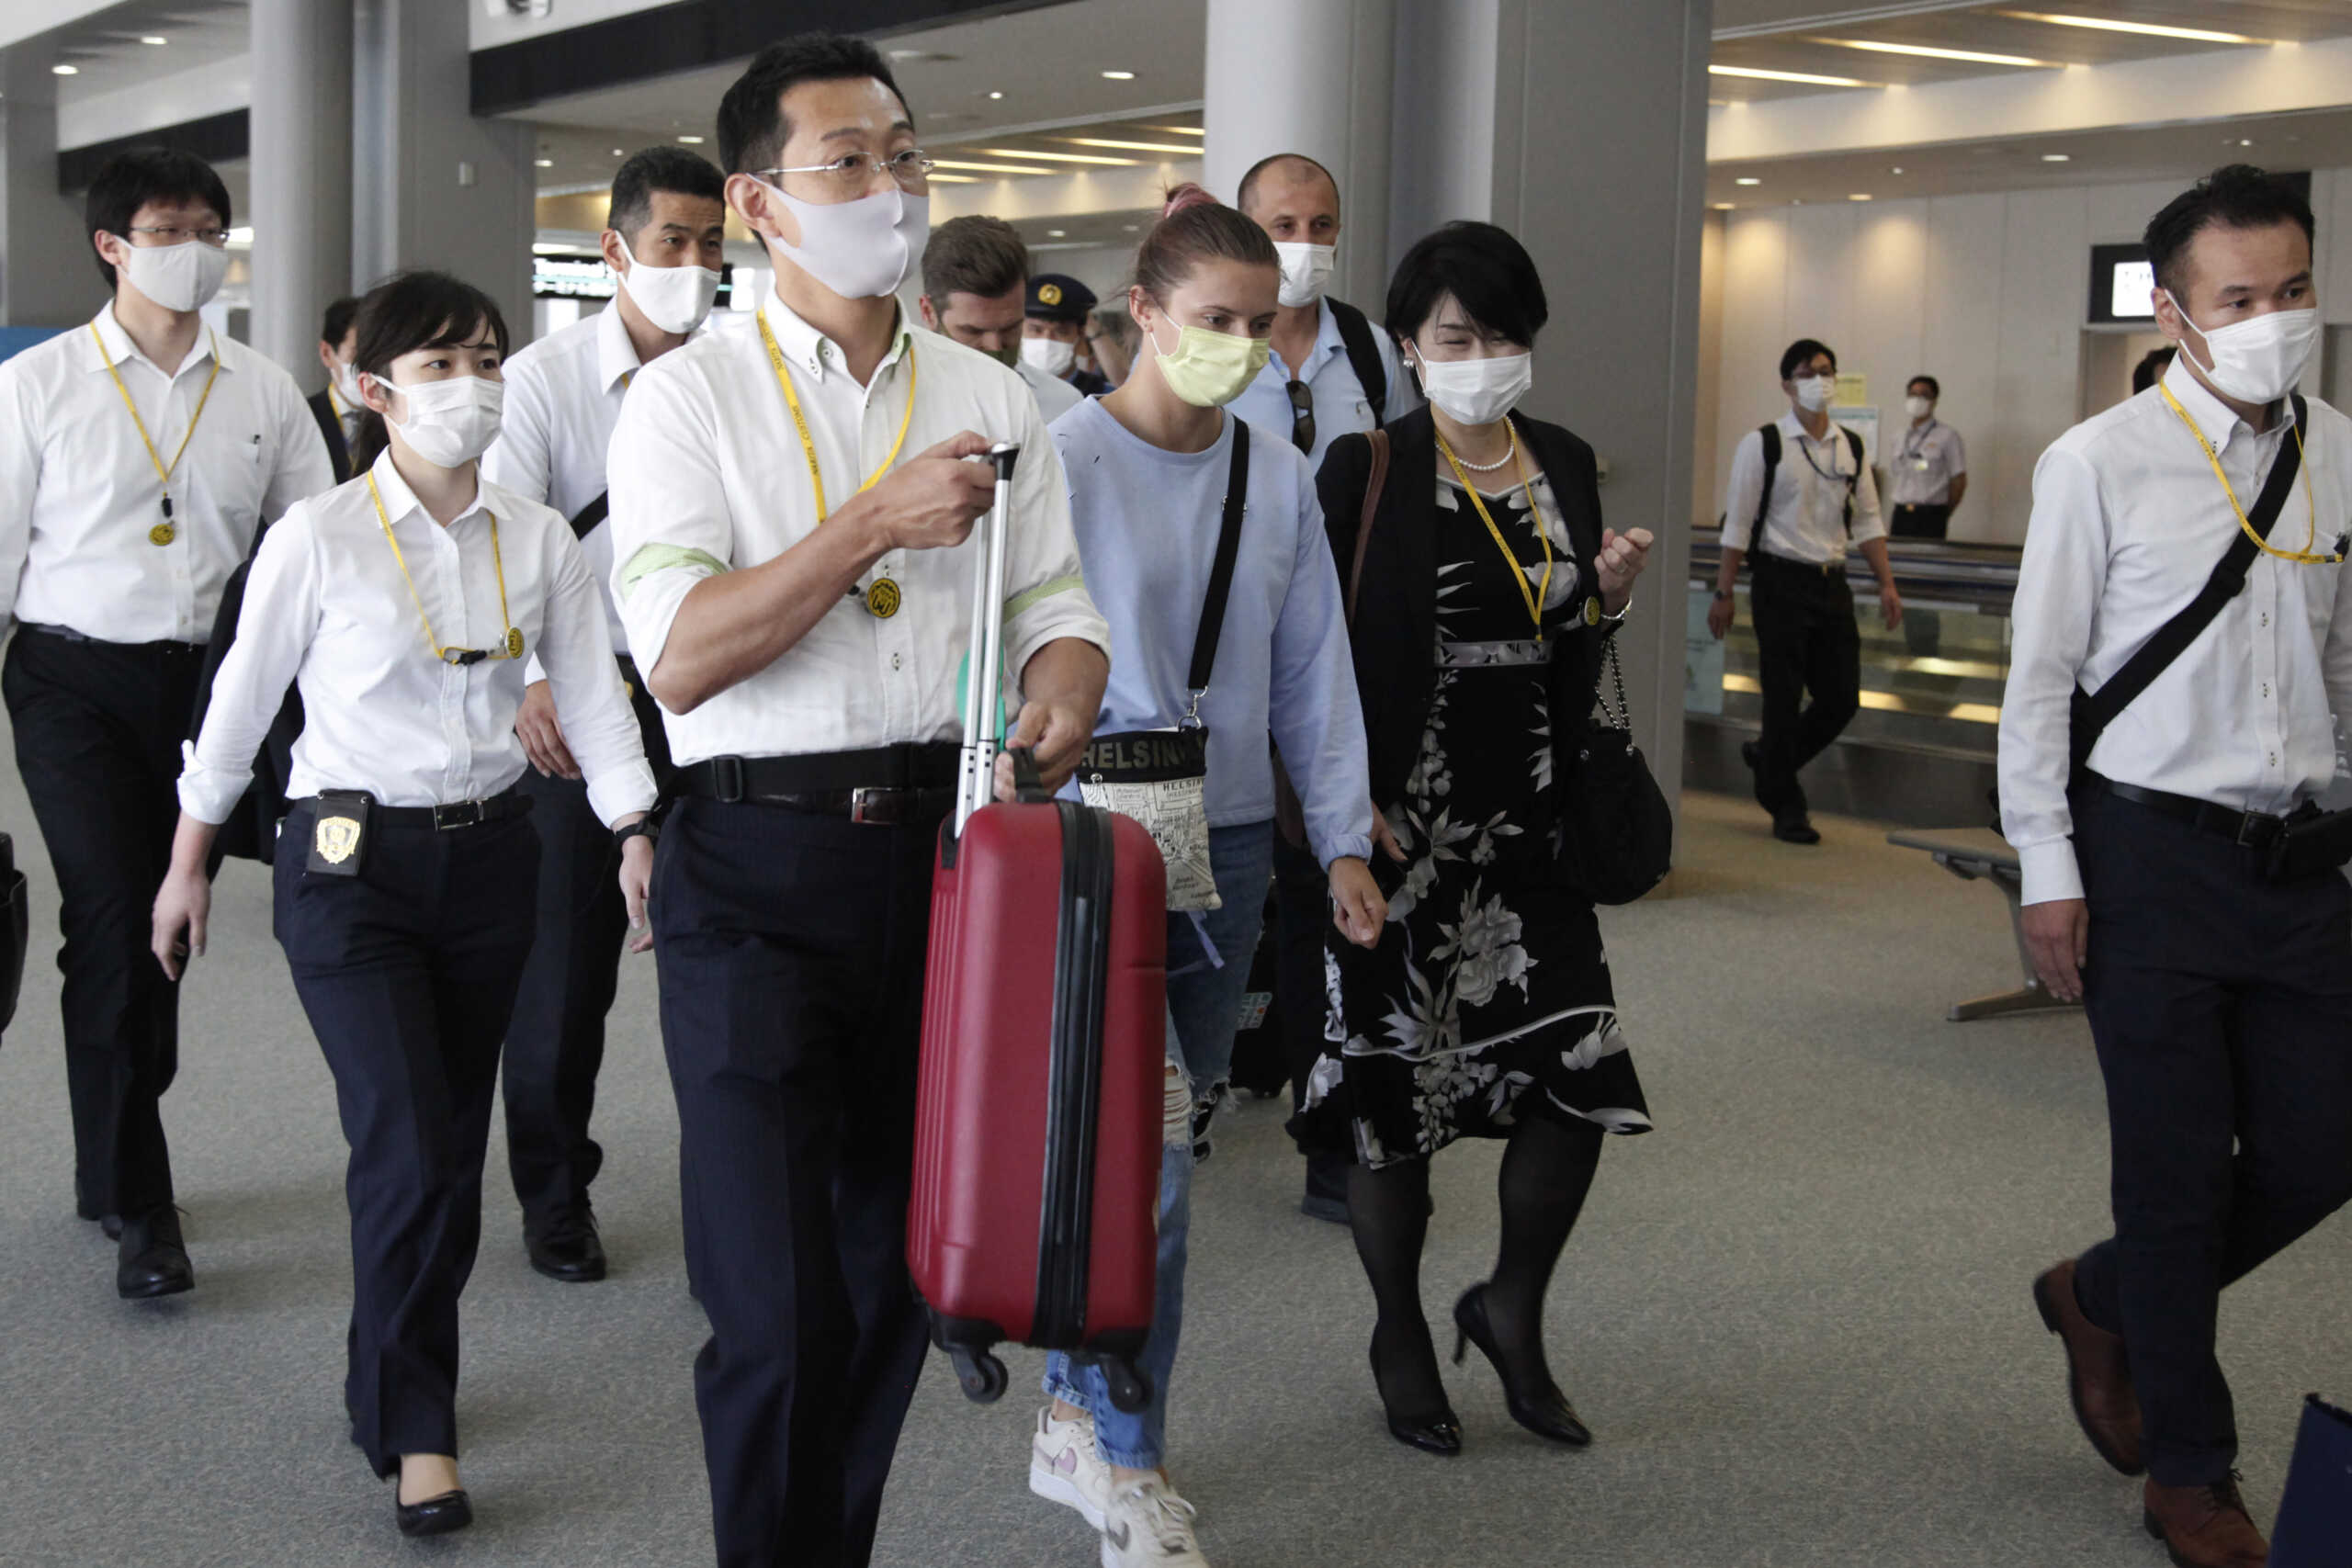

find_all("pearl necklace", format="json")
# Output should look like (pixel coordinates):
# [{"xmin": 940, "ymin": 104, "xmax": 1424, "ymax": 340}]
[{"xmin": 1451, "ymin": 419, "xmax": 1518, "ymax": 472}]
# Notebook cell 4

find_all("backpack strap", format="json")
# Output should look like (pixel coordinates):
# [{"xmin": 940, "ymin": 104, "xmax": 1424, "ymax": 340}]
[
  {"xmin": 1327, "ymin": 299, "xmax": 1387, "ymax": 430},
  {"xmin": 569, "ymin": 491, "xmax": 609, "ymax": 541},
  {"xmin": 1347, "ymin": 429, "xmax": 1391, "ymax": 624},
  {"xmin": 1840, "ymin": 425, "xmax": 1864, "ymax": 533},
  {"xmin": 1751, "ymin": 422, "xmax": 1781, "ymax": 540}
]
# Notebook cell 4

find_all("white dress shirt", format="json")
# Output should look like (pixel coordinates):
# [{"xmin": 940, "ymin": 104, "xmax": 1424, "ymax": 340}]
[
  {"xmin": 0, "ymin": 303, "xmax": 332, "ymax": 642},
  {"xmin": 180, "ymin": 450, "xmax": 657, "ymax": 829},
  {"xmin": 1228, "ymin": 297, "xmax": 1419, "ymax": 469},
  {"xmin": 1999, "ymin": 355, "xmax": 2352, "ymax": 906},
  {"xmin": 605, "ymin": 296, "xmax": 1110, "ymax": 767},
  {"xmin": 1720, "ymin": 411, "xmax": 1886, "ymax": 564},
  {"xmin": 1888, "ymin": 417, "xmax": 1966, "ymax": 507},
  {"xmin": 481, "ymin": 303, "xmax": 657, "ymax": 661},
  {"xmin": 1015, "ymin": 355, "xmax": 1083, "ymax": 421}
]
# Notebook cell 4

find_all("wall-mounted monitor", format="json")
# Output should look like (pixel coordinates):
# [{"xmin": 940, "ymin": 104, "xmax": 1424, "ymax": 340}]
[{"xmin": 2088, "ymin": 243, "xmax": 2154, "ymax": 324}]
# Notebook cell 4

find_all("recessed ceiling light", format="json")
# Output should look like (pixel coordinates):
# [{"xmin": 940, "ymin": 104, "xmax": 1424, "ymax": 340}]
[
  {"xmin": 1046, "ymin": 229, "xmax": 1068, "ymax": 237},
  {"xmin": 1735, "ymin": 176, "xmax": 1762, "ymax": 186},
  {"xmin": 1891, "ymin": 166, "xmax": 1905, "ymax": 174},
  {"xmin": 1708, "ymin": 64, "xmax": 1872, "ymax": 87},
  {"xmin": 51, "ymin": 63, "xmax": 77, "ymax": 75},
  {"xmin": 1999, "ymin": 11, "xmax": 2267, "ymax": 45},
  {"xmin": 1056, "ymin": 138, "xmax": 1203, "ymax": 155},
  {"xmin": 1849, "ymin": 193, "xmax": 1872, "ymax": 201},
  {"xmin": 1123, "ymin": 223, "xmax": 1140, "ymax": 231},
  {"xmin": 977, "ymin": 147, "xmax": 1138, "ymax": 166},
  {"xmin": 988, "ymin": 90, "xmax": 1004, "ymax": 100},
  {"xmin": 677, "ymin": 134, "xmax": 703, "ymax": 144},
  {"xmin": 1101, "ymin": 69, "xmax": 1136, "ymax": 80},
  {"xmin": 932, "ymin": 158, "xmax": 1057, "ymax": 176},
  {"xmin": 140, "ymin": 36, "xmax": 167, "ymax": 46},
  {"xmin": 1816, "ymin": 38, "xmax": 2054, "ymax": 68},
  {"xmin": 1713, "ymin": 202, "xmax": 1735, "ymax": 210},
  {"xmin": 2041, "ymin": 152, "xmax": 2071, "ymax": 162},
  {"xmin": 534, "ymin": 158, "xmax": 553, "ymax": 168},
  {"xmin": 2237, "ymin": 138, "xmax": 2255, "ymax": 147}
]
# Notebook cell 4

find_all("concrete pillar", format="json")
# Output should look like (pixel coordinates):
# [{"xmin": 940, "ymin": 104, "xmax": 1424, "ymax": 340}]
[
  {"xmin": 250, "ymin": 0, "xmax": 354, "ymax": 384},
  {"xmin": 1202, "ymin": 0, "xmax": 1396, "ymax": 310},
  {"xmin": 352, "ymin": 0, "xmax": 537, "ymax": 346},
  {"xmin": 0, "ymin": 52, "xmax": 91, "ymax": 326}
]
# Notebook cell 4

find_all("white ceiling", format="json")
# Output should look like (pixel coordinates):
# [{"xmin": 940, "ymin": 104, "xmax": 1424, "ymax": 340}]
[{"xmin": 34, "ymin": 0, "xmax": 245, "ymax": 100}]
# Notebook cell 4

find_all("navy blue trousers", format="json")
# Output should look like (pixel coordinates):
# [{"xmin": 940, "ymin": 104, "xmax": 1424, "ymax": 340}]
[
  {"xmin": 652, "ymin": 796, "xmax": 937, "ymax": 1568},
  {"xmin": 276, "ymin": 806, "xmax": 539, "ymax": 1477}
]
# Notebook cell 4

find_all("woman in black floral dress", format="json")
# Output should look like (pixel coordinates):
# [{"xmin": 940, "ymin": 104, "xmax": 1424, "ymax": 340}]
[{"xmin": 1298, "ymin": 222, "xmax": 1654, "ymax": 1457}]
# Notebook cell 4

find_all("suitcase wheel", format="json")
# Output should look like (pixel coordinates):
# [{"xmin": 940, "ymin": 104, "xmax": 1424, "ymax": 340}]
[
  {"xmin": 1101, "ymin": 1356, "xmax": 1152, "ymax": 1416},
  {"xmin": 948, "ymin": 1346, "xmax": 1009, "ymax": 1405}
]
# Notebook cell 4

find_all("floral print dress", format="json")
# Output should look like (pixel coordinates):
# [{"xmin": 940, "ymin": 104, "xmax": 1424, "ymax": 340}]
[{"xmin": 1298, "ymin": 467, "xmax": 1653, "ymax": 1168}]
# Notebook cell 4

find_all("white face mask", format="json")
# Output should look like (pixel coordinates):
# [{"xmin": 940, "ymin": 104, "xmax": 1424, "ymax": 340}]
[
  {"xmin": 1412, "ymin": 348, "xmax": 1533, "ymax": 427},
  {"xmin": 754, "ymin": 180, "xmax": 927, "ymax": 301},
  {"xmin": 1273, "ymin": 242, "xmax": 1337, "ymax": 309},
  {"xmin": 1905, "ymin": 395, "xmax": 1932, "ymax": 422},
  {"xmin": 374, "ymin": 373, "xmax": 504, "ymax": 469},
  {"xmin": 2164, "ymin": 291, "xmax": 2320, "ymax": 406},
  {"xmin": 332, "ymin": 358, "xmax": 365, "ymax": 410},
  {"xmin": 1022, "ymin": 335, "xmax": 1076, "ymax": 378},
  {"xmin": 616, "ymin": 241, "xmax": 721, "ymax": 335},
  {"xmin": 1793, "ymin": 374, "xmax": 1836, "ymax": 412},
  {"xmin": 117, "ymin": 236, "xmax": 229, "ymax": 313}
]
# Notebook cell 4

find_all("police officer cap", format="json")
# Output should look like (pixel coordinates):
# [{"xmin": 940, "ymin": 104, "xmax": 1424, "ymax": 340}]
[{"xmin": 1026, "ymin": 274, "xmax": 1097, "ymax": 321}]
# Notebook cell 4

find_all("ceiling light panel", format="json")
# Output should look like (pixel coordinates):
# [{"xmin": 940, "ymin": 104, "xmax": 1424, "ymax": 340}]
[
  {"xmin": 2000, "ymin": 12, "xmax": 2267, "ymax": 46},
  {"xmin": 1815, "ymin": 38, "xmax": 2055, "ymax": 68},
  {"xmin": 976, "ymin": 148, "xmax": 1140, "ymax": 166},
  {"xmin": 1708, "ymin": 64, "xmax": 1874, "ymax": 87}
]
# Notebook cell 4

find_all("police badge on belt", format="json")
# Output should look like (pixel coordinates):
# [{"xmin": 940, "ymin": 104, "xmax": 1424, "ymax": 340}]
[{"xmin": 306, "ymin": 792, "xmax": 372, "ymax": 877}]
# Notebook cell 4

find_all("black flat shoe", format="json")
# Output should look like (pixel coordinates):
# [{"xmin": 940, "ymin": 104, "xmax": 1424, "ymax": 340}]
[
  {"xmin": 116, "ymin": 1206, "xmax": 193, "ymax": 1300},
  {"xmin": 395, "ymin": 1489, "xmax": 472, "ymax": 1537},
  {"xmin": 1369, "ymin": 1337, "xmax": 1461, "ymax": 1456},
  {"xmin": 526, "ymin": 1209, "xmax": 607, "ymax": 1283},
  {"xmin": 1771, "ymin": 814, "xmax": 1822, "ymax": 846},
  {"xmin": 1453, "ymin": 1284, "xmax": 1592, "ymax": 1447}
]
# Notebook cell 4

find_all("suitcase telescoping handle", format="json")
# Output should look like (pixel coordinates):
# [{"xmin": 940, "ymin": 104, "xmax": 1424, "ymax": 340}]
[{"xmin": 954, "ymin": 443, "xmax": 1022, "ymax": 836}]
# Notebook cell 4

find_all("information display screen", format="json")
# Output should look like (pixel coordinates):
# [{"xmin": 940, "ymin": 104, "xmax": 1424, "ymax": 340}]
[{"xmin": 2087, "ymin": 243, "xmax": 2155, "ymax": 324}]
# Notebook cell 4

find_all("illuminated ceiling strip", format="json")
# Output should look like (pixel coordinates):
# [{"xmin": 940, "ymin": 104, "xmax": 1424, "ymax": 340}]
[
  {"xmin": 976, "ymin": 147, "xmax": 1142, "ymax": 165},
  {"xmin": 1708, "ymin": 64, "xmax": 1875, "ymax": 87},
  {"xmin": 1054, "ymin": 137, "xmax": 1205, "ymax": 154},
  {"xmin": 1999, "ymin": 11, "xmax": 2267, "ymax": 45},
  {"xmin": 1141, "ymin": 125, "xmax": 1205, "ymax": 137},
  {"xmin": 1815, "ymin": 38, "xmax": 2057, "ymax": 68},
  {"xmin": 932, "ymin": 159, "xmax": 1058, "ymax": 175}
]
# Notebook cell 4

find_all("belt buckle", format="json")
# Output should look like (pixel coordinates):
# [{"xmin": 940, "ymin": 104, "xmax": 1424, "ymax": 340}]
[
  {"xmin": 435, "ymin": 799, "xmax": 483, "ymax": 831},
  {"xmin": 711, "ymin": 756, "xmax": 745, "ymax": 804},
  {"xmin": 848, "ymin": 786, "xmax": 900, "ymax": 826},
  {"xmin": 2235, "ymin": 811, "xmax": 2277, "ymax": 849}
]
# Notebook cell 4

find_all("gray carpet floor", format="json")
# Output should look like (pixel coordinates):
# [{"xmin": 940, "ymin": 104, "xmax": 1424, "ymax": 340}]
[{"xmin": 0, "ymin": 773, "xmax": 2343, "ymax": 1568}]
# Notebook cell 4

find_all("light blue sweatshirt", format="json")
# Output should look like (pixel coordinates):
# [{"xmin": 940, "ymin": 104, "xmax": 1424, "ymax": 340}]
[{"xmin": 1051, "ymin": 397, "xmax": 1374, "ymax": 868}]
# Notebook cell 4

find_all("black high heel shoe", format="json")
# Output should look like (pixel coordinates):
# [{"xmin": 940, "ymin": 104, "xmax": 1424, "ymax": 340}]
[
  {"xmin": 392, "ymin": 1464, "xmax": 473, "ymax": 1537},
  {"xmin": 1452, "ymin": 1283, "xmax": 1592, "ymax": 1447},
  {"xmin": 1369, "ymin": 1334, "xmax": 1463, "ymax": 1456}
]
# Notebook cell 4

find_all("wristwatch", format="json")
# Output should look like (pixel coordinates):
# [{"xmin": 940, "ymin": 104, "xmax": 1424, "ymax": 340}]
[
  {"xmin": 613, "ymin": 818, "xmax": 659, "ymax": 851},
  {"xmin": 1712, "ymin": 589, "xmax": 1735, "ymax": 604}
]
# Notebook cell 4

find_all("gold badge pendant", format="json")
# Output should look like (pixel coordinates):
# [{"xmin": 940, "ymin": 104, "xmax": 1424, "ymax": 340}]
[
  {"xmin": 313, "ymin": 814, "xmax": 361, "ymax": 865},
  {"xmin": 149, "ymin": 522, "xmax": 176, "ymax": 547},
  {"xmin": 865, "ymin": 578, "xmax": 902, "ymax": 619},
  {"xmin": 1583, "ymin": 596, "xmax": 1602, "ymax": 627},
  {"xmin": 506, "ymin": 626, "xmax": 525, "ymax": 660}
]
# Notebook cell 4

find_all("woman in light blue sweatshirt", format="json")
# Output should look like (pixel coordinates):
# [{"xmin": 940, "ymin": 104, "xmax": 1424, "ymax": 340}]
[{"xmin": 1022, "ymin": 186, "xmax": 1386, "ymax": 1568}]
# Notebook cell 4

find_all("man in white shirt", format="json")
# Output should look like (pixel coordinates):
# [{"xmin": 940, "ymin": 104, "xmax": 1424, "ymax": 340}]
[
  {"xmin": 1231, "ymin": 151, "xmax": 1421, "ymax": 1224},
  {"xmin": 2003, "ymin": 167, "xmax": 2352, "ymax": 1568},
  {"xmin": 917, "ymin": 213, "xmax": 1080, "ymax": 420},
  {"xmin": 309, "ymin": 295, "xmax": 365, "ymax": 484},
  {"xmin": 605, "ymin": 36, "xmax": 1109, "ymax": 1568},
  {"xmin": 481, "ymin": 145, "xmax": 724, "ymax": 1287},
  {"xmin": 0, "ymin": 149, "xmax": 331, "ymax": 1300},
  {"xmin": 1886, "ymin": 374, "xmax": 1968, "ymax": 539},
  {"xmin": 1708, "ymin": 338, "xmax": 1903, "ymax": 844}
]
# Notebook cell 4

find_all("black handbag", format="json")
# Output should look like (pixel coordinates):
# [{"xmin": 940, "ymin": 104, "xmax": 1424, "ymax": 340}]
[
  {"xmin": 2272, "ymin": 1393, "xmax": 2352, "ymax": 1565},
  {"xmin": 1555, "ymin": 637, "xmax": 1673, "ymax": 906},
  {"xmin": 0, "ymin": 831, "xmax": 29, "ymax": 1043}
]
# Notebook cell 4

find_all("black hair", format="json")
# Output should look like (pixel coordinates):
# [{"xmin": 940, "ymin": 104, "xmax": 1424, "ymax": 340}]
[
  {"xmin": 84, "ymin": 148, "xmax": 232, "ymax": 290},
  {"xmin": 321, "ymin": 296, "xmax": 363, "ymax": 351},
  {"xmin": 346, "ymin": 272, "xmax": 511, "ymax": 473},
  {"xmin": 1907, "ymin": 374, "xmax": 1939, "ymax": 400},
  {"xmin": 2144, "ymin": 164, "xmax": 2314, "ymax": 299},
  {"xmin": 2132, "ymin": 344, "xmax": 2177, "ymax": 396},
  {"xmin": 1132, "ymin": 184, "xmax": 1279, "ymax": 305},
  {"xmin": 1385, "ymin": 220, "xmax": 1547, "ymax": 349},
  {"xmin": 607, "ymin": 146, "xmax": 725, "ymax": 239},
  {"xmin": 1237, "ymin": 152, "xmax": 1338, "ymax": 216},
  {"xmin": 1780, "ymin": 338, "xmax": 1836, "ymax": 381},
  {"xmin": 717, "ymin": 32, "xmax": 910, "ymax": 177}
]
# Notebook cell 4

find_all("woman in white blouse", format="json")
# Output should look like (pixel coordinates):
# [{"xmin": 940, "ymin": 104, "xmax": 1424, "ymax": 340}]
[{"xmin": 151, "ymin": 272, "xmax": 656, "ymax": 1537}]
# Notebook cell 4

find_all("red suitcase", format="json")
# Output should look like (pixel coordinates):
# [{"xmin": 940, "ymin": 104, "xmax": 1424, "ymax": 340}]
[{"xmin": 909, "ymin": 444, "xmax": 1168, "ymax": 1412}]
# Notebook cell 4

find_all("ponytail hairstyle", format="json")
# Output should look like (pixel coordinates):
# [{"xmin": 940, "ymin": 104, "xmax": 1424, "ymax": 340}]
[
  {"xmin": 346, "ymin": 271, "xmax": 512, "ymax": 474},
  {"xmin": 1129, "ymin": 181, "xmax": 1279, "ymax": 312}
]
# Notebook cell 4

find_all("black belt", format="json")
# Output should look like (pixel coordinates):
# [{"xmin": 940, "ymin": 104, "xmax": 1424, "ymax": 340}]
[
  {"xmin": 293, "ymin": 790, "xmax": 534, "ymax": 832},
  {"xmin": 675, "ymin": 744, "xmax": 961, "ymax": 823},
  {"xmin": 1751, "ymin": 550, "xmax": 1845, "ymax": 579},
  {"xmin": 20, "ymin": 622, "xmax": 205, "ymax": 654},
  {"xmin": 2087, "ymin": 773, "xmax": 2295, "ymax": 850}
]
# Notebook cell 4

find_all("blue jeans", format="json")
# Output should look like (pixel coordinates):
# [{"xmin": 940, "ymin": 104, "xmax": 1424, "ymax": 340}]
[{"xmin": 1044, "ymin": 820, "xmax": 1274, "ymax": 1469}]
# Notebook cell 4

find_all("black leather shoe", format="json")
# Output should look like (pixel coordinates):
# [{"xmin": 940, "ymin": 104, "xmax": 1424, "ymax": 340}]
[
  {"xmin": 116, "ymin": 1206, "xmax": 193, "ymax": 1300},
  {"xmin": 1771, "ymin": 814, "xmax": 1822, "ymax": 846},
  {"xmin": 395, "ymin": 1489, "xmax": 472, "ymax": 1537},
  {"xmin": 1453, "ymin": 1284, "xmax": 1592, "ymax": 1447},
  {"xmin": 1369, "ymin": 1338, "xmax": 1462, "ymax": 1456},
  {"xmin": 526, "ymin": 1209, "xmax": 607, "ymax": 1283}
]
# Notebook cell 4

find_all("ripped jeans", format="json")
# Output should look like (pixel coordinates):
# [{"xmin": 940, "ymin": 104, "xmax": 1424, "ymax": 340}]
[{"xmin": 1042, "ymin": 819, "xmax": 1274, "ymax": 1470}]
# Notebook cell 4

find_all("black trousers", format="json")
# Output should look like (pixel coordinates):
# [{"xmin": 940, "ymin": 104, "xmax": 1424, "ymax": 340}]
[
  {"xmin": 275, "ymin": 805, "xmax": 540, "ymax": 1478},
  {"xmin": 3, "ymin": 626, "xmax": 207, "ymax": 1220},
  {"xmin": 1888, "ymin": 502, "xmax": 1950, "ymax": 539},
  {"xmin": 653, "ymin": 796, "xmax": 937, "ymax": 1568},
  {"xmin": 1747, "ymin": 554, "xmax": 1860, "ymax": 818},
  {"xmin": 501, "ymin": 669, "xmax": 673, "ymax": 1230},
  {"xmin": 2070, "ymin": 784, "xmax": 2352, "ymax": 1486}
]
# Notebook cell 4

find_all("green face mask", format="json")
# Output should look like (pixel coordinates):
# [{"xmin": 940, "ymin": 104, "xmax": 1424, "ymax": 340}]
[
  {"xmin": 1148, "ymin": 318, "xmax": 1272, "ymax": 408},
  {"xmin": 986, "ymin": 342, "xmax": 1019, "ymax": 370}
]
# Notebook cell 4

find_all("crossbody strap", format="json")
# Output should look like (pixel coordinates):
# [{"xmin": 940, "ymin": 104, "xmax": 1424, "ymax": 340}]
[
  {"xmin": 1186, "ymin": 418, "xmax": 1252, "ymax": 700},
  {"xmin": 2071, "ymin": 393, "xmax": 2309, "ymax": 768},
  {"xmin": 569, "ymin": 491, "xmax": 610, "ymax": 541},
  {"xmin": 1346, "ymin": 428, "xmax": 1390, "ymax": 625}
]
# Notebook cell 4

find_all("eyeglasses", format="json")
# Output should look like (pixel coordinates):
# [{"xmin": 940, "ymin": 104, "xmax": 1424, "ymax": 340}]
[
  {"xmin": 127, "ymin": 225, "xmax": 232, "ymax": 248},
  {"xmin": 756, "ymin": 150, "xmax": 935, "ymax": 193},
  {"xmin": 1285, "ymin": 379, "xmax": 1316, "ymax": 457}
]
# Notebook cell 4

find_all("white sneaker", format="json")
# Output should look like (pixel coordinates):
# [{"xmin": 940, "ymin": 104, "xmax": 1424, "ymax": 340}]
[
  {"xmin": 1028, "ymin": 1404, "xmax": 1113, "ymax": 1530},
  {"xmin": 1098, "ymin": 1476, "xmax": 1209, "ymax": 1567}
]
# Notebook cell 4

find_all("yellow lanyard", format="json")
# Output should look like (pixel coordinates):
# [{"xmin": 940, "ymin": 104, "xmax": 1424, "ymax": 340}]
[
  {"xmin": 1436, "ymin": 419, "xmax": 1553, "ymax": 635},
  {"xmin": 757, "ymin": 312, "xmax": 918, "ymax": 520},
  {"xmin": 89, "ymin": 321, "xmax": 221, "ymax": 525},
  {"xmin": 2158, "ymin": 382, "xmax": 2332, "ymax": 565},
  {"xmin": 365, "ymin": 473, "xmax": 522, "ymax": 665}
]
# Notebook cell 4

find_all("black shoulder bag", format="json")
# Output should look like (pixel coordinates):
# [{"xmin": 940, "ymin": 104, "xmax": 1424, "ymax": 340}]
[
  {"xmin": 1076, "ymin": 420, "xmax": 1251, "ymax": 909},
  {"xmin": 1556, "ymin": 631, "xmax": 1674, "ymax": 906}
]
